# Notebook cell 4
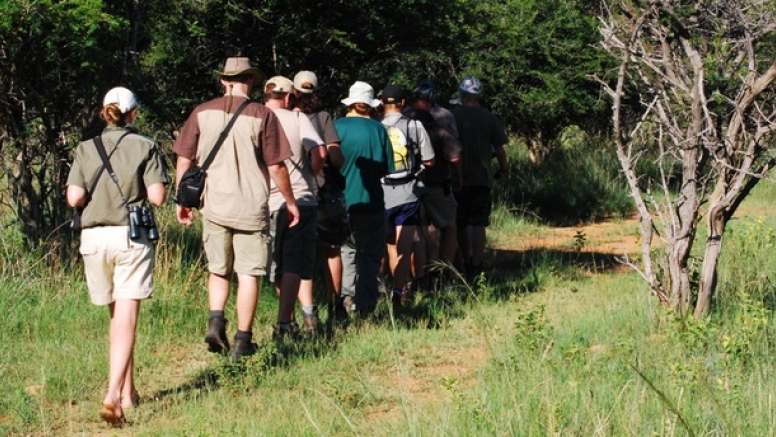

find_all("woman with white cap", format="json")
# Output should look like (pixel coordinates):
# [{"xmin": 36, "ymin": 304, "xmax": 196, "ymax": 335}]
[{"xmin": 66, "ymin": 86, "xmax": 168, "ymax": 425}]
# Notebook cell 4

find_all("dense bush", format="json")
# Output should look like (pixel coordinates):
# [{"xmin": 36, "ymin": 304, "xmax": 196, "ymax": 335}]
[{"xmin": 494, "ymin": 126, "xmax": 633, "ymax": 225}]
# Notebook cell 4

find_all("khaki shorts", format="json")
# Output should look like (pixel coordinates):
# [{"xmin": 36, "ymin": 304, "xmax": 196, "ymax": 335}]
[
  {"xmin": 423, "ymin": 186, "xmax": 458, "ymax": 229},
  {"xmin": 79, "ymin": 226, "xmax": 154, "ymax": 306},
  {"xmin": 203, "ymin": 218, "xmax": 268, "ymax": 276}
]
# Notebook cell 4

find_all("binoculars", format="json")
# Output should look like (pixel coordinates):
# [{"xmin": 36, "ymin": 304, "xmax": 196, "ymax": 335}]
[{"xmin": 128, "ymin": 205, "xmax": 159, "ymax": 241}]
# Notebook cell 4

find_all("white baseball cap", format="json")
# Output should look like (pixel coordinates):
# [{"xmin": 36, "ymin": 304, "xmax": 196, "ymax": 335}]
[
  {"xmin": 293, "ymin": 71, "xmax": 319, "ymax": 94},
  {"xmin": 103, "ymin": 87, "xmax": 138, "ymax": 113}
]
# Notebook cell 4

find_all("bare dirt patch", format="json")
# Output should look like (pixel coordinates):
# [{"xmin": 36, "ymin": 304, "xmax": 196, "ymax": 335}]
[{"xmin": 500, "ymin": 217, "xmax": 643, "ymax": 256}]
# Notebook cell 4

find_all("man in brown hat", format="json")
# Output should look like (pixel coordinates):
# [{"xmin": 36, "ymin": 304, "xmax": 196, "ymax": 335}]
[{"xmin": 173, "ymin": 57, "xmax": 299, "ymax": 361}]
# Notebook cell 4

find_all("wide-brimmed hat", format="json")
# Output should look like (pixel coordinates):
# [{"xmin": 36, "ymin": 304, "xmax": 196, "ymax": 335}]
[
  {"xmin": 341, "ymin": 81, "xmax": 380, "ymax": 107},
  {"xmin": 103, "ymin": 87, "xmax": 138, "ymax": 113},
  {"xmin": 264, "ymin": 76, "xmax": 294, "ymax": 93},
  {"xmin": 293, "ymin": 71, "xmax": 318, "ymax": 94},
  {"xmin": 217, "ymin": 57, "xmax": 263, "ymax": 82}
]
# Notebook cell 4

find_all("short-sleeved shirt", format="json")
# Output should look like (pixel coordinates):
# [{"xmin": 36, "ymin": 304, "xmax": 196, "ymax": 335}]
[
  {"xmin": 306, "ymin": 110, "xmax": 345, "ymax": 190},
  {"xmin": 334, "ymin": 115, "xmax": 393, "ymax": 214},
  {"xmin": 379, "ymin": 112, "xmax": 435, "ymax": 209},
  {"xmin": 172, "ymin": 92, "xmax": 292, "ymax": 231},
  {"xmin": 67, "ymin": 126, "xmax": 168, "ymax": 228},
  {"xmin": 306, "ymin": 111, "xmax": 340, "ymax": 145},
  {"xmin": 431, "ymin": 104, "xmax": 459, "ymax": 139},
  {"xmin": 452, "ymin": 106, "xmax": 508, "ymax": 188},
  {"xmin": 269, "ymin": 108, "xmax": 324, "ymax": 210},
  {"xmin": 404, "ymin": 107, "xmax": 461, "ymax": 185}
]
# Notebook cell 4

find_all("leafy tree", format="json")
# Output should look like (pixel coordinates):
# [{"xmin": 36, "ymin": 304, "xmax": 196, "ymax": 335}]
[
  {"xmin": 598, "ymin": 0, "xmax": 776, "ymax": 317},
  {"xmin": 0, "ymin": 0, "xmax": 127, "ymax": 247},
  {"xmin": 457, "ymin": 0, "xmax": 613, "ymax": 163}
]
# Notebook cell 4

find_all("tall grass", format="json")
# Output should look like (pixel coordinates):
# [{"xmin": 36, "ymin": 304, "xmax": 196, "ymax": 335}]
[{"xmin": 1, "ymin": 178, "xmax": 776, "ymax": 435}]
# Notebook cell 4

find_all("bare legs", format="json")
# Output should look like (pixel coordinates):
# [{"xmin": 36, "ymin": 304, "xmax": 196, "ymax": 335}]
[
  {"xmin": 209, "ymin": 272, "xmax": 259, "ymax": 332},
  {"xmin": 101, "ymin": 299, "xmax": 141, "ymax": 423},
  {"xmin": 322, "ymin": 244, "xmax": 343, "ymax": 314},
  {"xmin": 387, "ymin": 224, "xmax": 416, "ymax": 294}
]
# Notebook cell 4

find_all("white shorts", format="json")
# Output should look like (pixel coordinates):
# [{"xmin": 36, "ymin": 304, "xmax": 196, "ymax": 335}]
[{"xmin": 79, "ymin": 226, "xmax": 154, "ymax": 305}]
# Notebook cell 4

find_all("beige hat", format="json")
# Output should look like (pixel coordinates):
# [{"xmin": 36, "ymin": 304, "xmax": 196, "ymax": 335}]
[
  {"xmin": 103, "ymin": 87, "xmax": 138, "ymax": 113},
  {"xmin": 293, "ymin": 71, "xmax": 319, "ymax": 94},
  {"xmin": 341, "ymin": 81, "xmax": 380, "ymax": 107},
  {"xmin": 264, "ymin": 76, "xmax": 294, "ymax": 93},
  {"xmin": 217, "ymin": 57, "xmax": 263, "ymax": 82}
]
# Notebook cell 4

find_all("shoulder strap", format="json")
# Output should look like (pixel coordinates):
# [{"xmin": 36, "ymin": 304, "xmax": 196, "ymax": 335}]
[
  {"xmin": 94, "ymin": 134, "xmax": 130, "ymax": 207},
  {"xmin": 399, "ymin": 117, "xmax": 422, "ymax": 170},
  {"xmin": 86, "ymin": 131, "xmax": 130, "ymax": 204},
  {"xmin": 199, "ymin": 98, "xmax": 252, "ymax": 171}
]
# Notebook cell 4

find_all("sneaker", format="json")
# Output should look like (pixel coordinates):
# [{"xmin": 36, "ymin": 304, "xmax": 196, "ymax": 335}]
[
  {"xmin": 204, "ymin": 317, "xmax": 229, "ymax": 355},
  {"xmin": 302, "ymin": 309, "xmax": 319, "ymax": 331},
  {"xmin": 231, "ymin": 336, "xmax": 258, "ymax": 361}
]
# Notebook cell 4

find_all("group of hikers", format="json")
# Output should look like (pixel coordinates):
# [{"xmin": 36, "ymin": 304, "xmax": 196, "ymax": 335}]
[{"xmin": 65, "ymin": 57, "xmax": 508, "ymax": 425}]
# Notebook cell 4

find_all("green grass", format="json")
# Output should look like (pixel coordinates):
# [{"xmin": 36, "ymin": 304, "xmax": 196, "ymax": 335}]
[{"xmin": 2, "ymin": 184, "xmax": 776, "ymax": 435}]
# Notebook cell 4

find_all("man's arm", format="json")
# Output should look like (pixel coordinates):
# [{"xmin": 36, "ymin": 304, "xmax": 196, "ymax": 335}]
[
  {"xmin": 175, "ymin": 155, "xmax": 196, "ymax": 226},
  {"xmin": 268, "ymin": 163, "xmax": 300, "ymax": 227},
  {"xmin": 309, "ymin": 144, "xmax": 326, "ymax": 176},
  {"xmin": 493, "ymin": 146, "xmax": 508, "ymax": 180},
  {"xmin": 326, "ymin": 143, "xmax": 344, "ymax": 168}
]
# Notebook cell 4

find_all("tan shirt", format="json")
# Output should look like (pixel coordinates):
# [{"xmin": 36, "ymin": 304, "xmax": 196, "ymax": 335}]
[
  {"xmin": 269, "ymin": 108, "xmax": 324, "ymax": 211},
  {"xmin": 172, "ymin": 93, "xmax": 292, "ymax": 231}
]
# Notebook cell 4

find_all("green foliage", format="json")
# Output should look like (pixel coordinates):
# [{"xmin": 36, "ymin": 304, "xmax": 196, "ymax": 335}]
[
  {"xmin": 457, "ymin": 0, "xmax": 612, "ymax": 145},
  {"xmin": 495, "ymin": 127, "xmax": 634, "ymax": 224},
  {"xmin": 0, "ymin": 0, "xmax": 127, "ymax": 246}
]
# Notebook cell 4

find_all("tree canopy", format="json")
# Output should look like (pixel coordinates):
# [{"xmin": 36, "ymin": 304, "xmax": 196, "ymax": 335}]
[{"xmin": 0, "ymin": 0, "xmax": 613, "ymax": 245}]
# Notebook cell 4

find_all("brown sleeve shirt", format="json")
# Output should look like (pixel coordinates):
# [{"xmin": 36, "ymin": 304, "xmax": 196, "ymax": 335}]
[{"xmin": 172, "ymin": 94, "xmax": 292, "ymax": 230}]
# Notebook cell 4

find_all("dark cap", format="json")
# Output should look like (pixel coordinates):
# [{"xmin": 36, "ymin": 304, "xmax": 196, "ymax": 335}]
[
  {"xmin": 413, "ymin": 79, "xmax": 435, "ymax": 101},
  {"xmin": 380, "ymin": 84, "xmax": 404, "ymax": 104}
]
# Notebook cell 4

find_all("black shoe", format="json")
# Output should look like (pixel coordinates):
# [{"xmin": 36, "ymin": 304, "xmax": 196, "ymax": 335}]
[
  {"xmin": 391, "ymin": 291, "xmax": 403, "ymax": 313},
  {"xmin": 231, "ymin": 337, "xmax": 258, "ymax": 361},
  {"xmin": 272, "ymin": 323, "xmax": 300, "ymax": 342},
  {"xmin": 204, "ymin": 317, "xmax": 229, "ymax": 355}
]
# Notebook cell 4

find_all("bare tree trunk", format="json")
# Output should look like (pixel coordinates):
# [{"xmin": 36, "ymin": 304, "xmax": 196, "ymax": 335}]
[
  {"xmin": 599, "ymin": 1, "xmax": 776, "ymax": 318},
  {"xmin": 695, "ymin": 207, "xmax": 725, "ymax": 318}
]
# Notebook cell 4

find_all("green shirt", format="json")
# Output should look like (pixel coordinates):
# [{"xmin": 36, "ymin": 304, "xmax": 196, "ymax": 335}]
[
  {"xmin": 334, "ymin": 116, "xmax": 394, "ymax": 214},
  {"xmin": 67, "ymin": 126, "xmax": 168, "ymax": 227}
]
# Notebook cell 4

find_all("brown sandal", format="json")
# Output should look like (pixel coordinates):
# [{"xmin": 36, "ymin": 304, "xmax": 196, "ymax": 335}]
[{"xmin": 99, "ymin": 402, "xmax": 126, "ymax": 426}]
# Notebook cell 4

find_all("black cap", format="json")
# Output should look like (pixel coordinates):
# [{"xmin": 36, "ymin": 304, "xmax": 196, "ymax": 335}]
[{"xmin": 380, "ymin": 84, "xmax": 404, "ymax": 104}]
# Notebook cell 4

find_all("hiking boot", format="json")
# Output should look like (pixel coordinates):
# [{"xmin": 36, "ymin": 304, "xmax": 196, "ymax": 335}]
[
  {"xmin": 391, "ymin": 290, "xmax": 403, "ymax": 313},
  {"xmin": 231, "ymin": 335, "xmax": 258, "ymax": 361},
  {"xmin": 340, "ymin": 296, "xmax": 356, "ymax": 316},
  {"xmin": 272, "ymin": 323, "xmax": 300, "ymax": 342},
  {"xmin": 204, "ymin": 317, "xmax": 229, "ymax": 355},
  {"xmin": 302, "ymin": 308, "xmax": 319, "ymax": 331}
]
